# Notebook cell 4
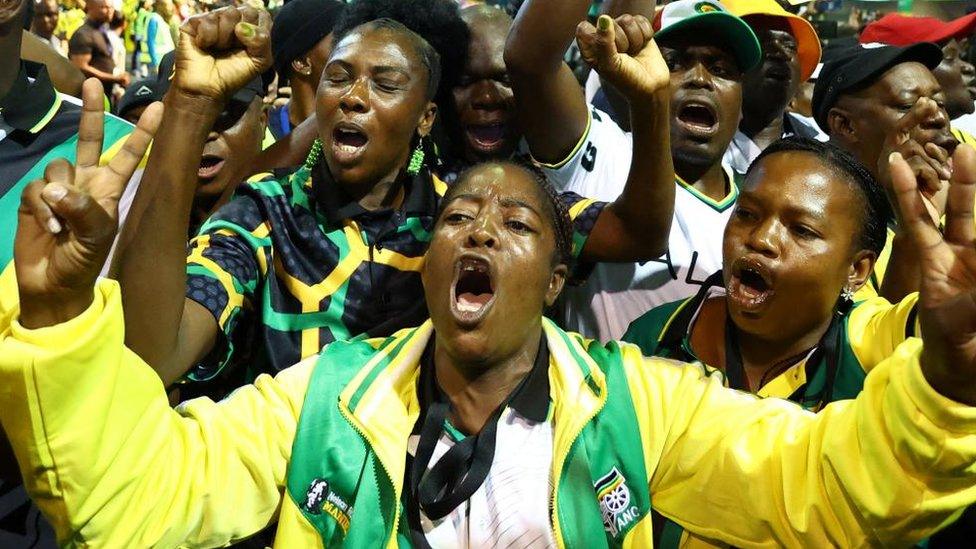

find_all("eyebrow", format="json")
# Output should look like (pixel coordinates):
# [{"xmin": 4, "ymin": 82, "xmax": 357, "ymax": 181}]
[{"xmin": 447, "ymin": 194, "xmax": 542, "ymax": 216}]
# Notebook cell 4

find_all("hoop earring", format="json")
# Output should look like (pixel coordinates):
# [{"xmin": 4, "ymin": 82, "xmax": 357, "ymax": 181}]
[
  {"xmin": 407, "ymin": 138, "xmax": 426, "ymax": 176},
  {"xmin": 304, "ymin": 139, "xmax": 323, "ymax": 170}
]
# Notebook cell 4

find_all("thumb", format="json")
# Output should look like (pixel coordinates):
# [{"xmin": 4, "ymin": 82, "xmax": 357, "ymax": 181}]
[
  {"xmin": 235, "ymin": 15, "xmax": 272, "ymax": 71},
  {"xmin": 41, "ymin": 183, "xmax": 117, "ymax": 245},
  {"xmin": 577, "ymin": 15, "xmax": 620, "ymax": 73}
]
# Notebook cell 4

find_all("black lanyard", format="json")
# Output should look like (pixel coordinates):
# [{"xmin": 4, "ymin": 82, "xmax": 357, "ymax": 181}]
[
  {"xmin": 405, "ymin": 337, "xmax": 549, "ymax": 545},
  {"xmin": 724, "ymin": 302, "xmax": 849, "ymax": 409}
]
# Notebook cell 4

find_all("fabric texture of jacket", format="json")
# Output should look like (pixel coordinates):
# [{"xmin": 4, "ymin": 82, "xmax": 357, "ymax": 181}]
[{"xmin": 3, "ymin": 270, "xmax": 976, "ymax": 547}]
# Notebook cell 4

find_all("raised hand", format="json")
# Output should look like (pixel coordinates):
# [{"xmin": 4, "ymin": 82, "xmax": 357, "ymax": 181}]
[
  {"xmin": 877, "ymin": 97, "xmax": 956, "ymax": 224},
  {"xmin": 890, "ymin": 145, "xmax": 976, "ymax": 405},
  {"xmin": 575, "ymin": 14, "xmax": 670, "ymax": 100},
  {"xmin": 15, "ymin": 79, "xmax": 163, "ymax": 329},
  {"xmin": 174, "ymin": 5, "xmax": 272, "ymax": 101}
]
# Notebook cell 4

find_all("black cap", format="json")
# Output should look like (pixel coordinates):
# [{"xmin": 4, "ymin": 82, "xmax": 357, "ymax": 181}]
[
  {"xmin": 156, "ymin": 51, "xmax": 272, "ymax": 104},
  {"xmin": 115, "ymin": 78, "xmax": 160, "ymax": 118},
  {"xmin": 812, "ymin": 42, "xmax": 943, "ymax": 134},
  {"xmin": 271, "ymin": 0, "xmax": 345, "ymax": 76}
]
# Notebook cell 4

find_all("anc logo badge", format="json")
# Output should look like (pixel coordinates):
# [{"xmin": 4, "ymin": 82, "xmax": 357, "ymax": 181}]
[
  {"xmin": 695, "ymin": 1, "xmax": 719, "ymax": 13},
  {"xmin": 594, "ymin": 467, "xmax": 640, "ymax": 537}
]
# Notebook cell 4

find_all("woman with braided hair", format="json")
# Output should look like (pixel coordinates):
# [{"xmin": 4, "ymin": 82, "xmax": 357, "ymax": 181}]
[{"xmin": 110, "ymin": 3, "xmax": 676, "ymax": 399}]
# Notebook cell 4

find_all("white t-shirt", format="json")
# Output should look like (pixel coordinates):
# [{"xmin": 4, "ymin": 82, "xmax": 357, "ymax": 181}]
[
  {"xmin": 538, "ymin": 107, "xmax": 737, "ymax": 342},
  {"xmin": 410, "ymin": 408, "xmax": 557, "ymax": 549},
  {"xmin": 723, "ymin": 112, "xmax": 827, "ymax": 176}
]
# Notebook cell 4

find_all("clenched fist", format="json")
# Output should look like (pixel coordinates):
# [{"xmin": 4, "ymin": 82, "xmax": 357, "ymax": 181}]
[
  {"xmin": 576, "ymin": 14, "xmax": 670, "ymax": 101},
  {"xmin": 174, "ymin": 5, "xmax": 273, "ymax": 101}
]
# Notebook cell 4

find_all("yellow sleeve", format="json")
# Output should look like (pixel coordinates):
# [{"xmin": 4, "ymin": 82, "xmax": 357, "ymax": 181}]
[
  {"xmin": 0, "ymin": 274, "xmax": 313, "ymax": 547},
  {"xmin": 847, "ymin": 294, "xmax": 919, "ymax": 373},
  {"xmin": 621, "ymin": 340, "xmax": 976, "ymax": 547}
]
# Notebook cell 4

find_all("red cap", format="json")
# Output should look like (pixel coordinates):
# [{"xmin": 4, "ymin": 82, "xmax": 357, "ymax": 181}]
[{"xmin": 860, "ymin": 12, "xmax": 976, "ymax": 46}]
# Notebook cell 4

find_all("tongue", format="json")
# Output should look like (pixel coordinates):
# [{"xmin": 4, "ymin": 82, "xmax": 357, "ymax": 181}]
[{"xmin": 457, "ymin": 292, "xmax": 492, "ymax": 312}]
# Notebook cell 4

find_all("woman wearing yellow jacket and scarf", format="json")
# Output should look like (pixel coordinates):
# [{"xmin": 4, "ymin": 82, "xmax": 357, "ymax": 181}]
[{"xmin": 7, "ymin": 8, "xmax": 976, "ymax": 549}]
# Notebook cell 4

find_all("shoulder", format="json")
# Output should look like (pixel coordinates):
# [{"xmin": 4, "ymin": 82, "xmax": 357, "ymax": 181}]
[
  {"xmin": 623, "ymin": 298, "xmax": 690, "ymax": 353},
  {"xmin": 200, "ymin": 174, "xmax": 289, "ymax": 234}
]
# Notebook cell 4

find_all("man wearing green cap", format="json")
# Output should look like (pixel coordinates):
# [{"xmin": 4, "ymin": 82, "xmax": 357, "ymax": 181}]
[{"xmin": 506, "ymin": 0, "xmax": 762, "ymax": 341}]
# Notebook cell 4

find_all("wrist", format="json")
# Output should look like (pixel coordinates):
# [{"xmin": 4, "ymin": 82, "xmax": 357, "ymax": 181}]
[
  {"xmin": 19, "ymin": 288, "xmax": 95, "ymax": 330},
  {"xmin": 163, "ymin": 90, "xmax": 224, "ymax": 119}
]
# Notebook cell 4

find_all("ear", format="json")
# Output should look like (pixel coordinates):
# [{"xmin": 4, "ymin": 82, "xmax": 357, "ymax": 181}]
[
  {"xmin": 416, "ymin": 101, "xmax": 438, "ymax": 138},
  {"xmin": 291, "ymin": 55, "xmax": 313, "ymax": 79},
  {"xmin": 827, "ymin": 106, "xmax": 857, "ymax": 143},
  {"xmin": 545, "ymin": 264, "xmax": 568, "ymax": 308},
  {"xmin": 846, "ymin": 249, "xmax": 877, "ymax": 292}
]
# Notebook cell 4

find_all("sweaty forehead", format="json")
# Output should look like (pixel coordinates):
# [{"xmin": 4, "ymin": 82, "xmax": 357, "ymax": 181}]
[
  {"xmin": 744, "ymin": 152, "xmax": 856, "ymax": 213},
  {"xmin": 331, "ymin": 27, "xmax": 421, "ymax": 72},
  {"xmin": 450, "ymin": 165, "xmax": 545, "ymax": 209},
  {"xmin": 659, "ymin": 34, "xmax": 738, "ymax": 65}
]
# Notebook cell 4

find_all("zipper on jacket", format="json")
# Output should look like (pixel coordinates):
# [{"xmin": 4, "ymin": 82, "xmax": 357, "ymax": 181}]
[
  {"xmin": 338, "ymin": 402, "xmax": 403, "ymax": 546},
  {"xmin": 549, "ymin": 394, "xmax": 605, "ymax": 548}
]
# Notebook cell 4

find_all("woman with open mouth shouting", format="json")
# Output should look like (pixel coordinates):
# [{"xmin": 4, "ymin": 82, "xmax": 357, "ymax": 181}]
[
  {"xmin": 626, "ymin": 137, "xmax": 916, "ymax": 410},
  {"xmin": 8, "ymin": 73, "xmax": 976, "ymax": 546},
  {"xmin": 623, "ymin": 137, "xmax": 942, "ymax": 546},
  {"xmin": 111, "ymin": 2, "xmax": 675, "ymax": 401}
]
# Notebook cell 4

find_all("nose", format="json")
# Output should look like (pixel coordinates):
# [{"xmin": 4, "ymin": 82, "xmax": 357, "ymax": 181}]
[
  {"xmin": 745, "ymin": 218, "xmax": 780, "ymax": 259},
  {"xmin": 339, "ymin": 78, "xmax": 369, "ymax": 113},
  {"xmin": 684, "ymin": 62, "xmax": 714, "ymax": 90},
  {"xmin": 470, "ymin": 80, "xmax": 505, "ymax": 111},
  {"xmin": 465, "ymin": 215, "xmax": 498, "ymax": 249}
]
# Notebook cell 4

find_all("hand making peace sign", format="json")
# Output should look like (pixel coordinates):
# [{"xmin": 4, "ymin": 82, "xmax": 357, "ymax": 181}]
[
  {"xmin": 15, "ymin": 79, "xmax": 162, "ymax": 329},
  {"xmin": 890, "ymin": 144, "xmax": 976, "ymax": 405}
]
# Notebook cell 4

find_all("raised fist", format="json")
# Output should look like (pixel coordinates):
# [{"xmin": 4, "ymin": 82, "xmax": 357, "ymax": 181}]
[
  {"xmin": 576, "ymin": 14, "xmax": 670, "ymax": 100},
  {"xmin": 174, "ymin": 5, "xmax": 272, "ymax": 101},
  {"xmin": 15, "ymin": 79, "xmax": 162, "ymax": 329}
]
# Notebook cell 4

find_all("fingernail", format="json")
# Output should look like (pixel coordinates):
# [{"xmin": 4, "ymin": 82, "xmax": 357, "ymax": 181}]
[
  {"xmin": 47, "ymin": 217, "xmax": 62, "ymax": 234},
  {"xmin": 238, "ymin": 22, "xmax": 256, "ymax": 38},
  {"xmin": 888, "ymin": 152, "xmax": 900, "ymax": 163},
  {"xmin": 598, "ymin": 15, "xmax": 611, "ymax": 32},
  {"xmin": 42, "ymin": 184, "xmax": 68, "ymax": 202}
]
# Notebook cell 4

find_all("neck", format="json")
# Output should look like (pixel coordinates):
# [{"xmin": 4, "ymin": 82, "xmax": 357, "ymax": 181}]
[
  {"xmin": 735, "ymin": 314, "xmax": 832, "ymax": 390},
  {"xmin": 433, "ymin": 327, "xmax": 542, "ymax": 435},
  {"xmin": 675, "ymin": 159, "xmax": 727, "ymax": 201},
  {"xmin": 289, "ymin": 80, "xmax": 316, "ymax": 127},
  {"xmin": 740, "ymin": 111, "xmax": 785, "ymax": 151},
  {"xmin": 0, "ymin": 29, "xmax": 22, "ymax": 101}
]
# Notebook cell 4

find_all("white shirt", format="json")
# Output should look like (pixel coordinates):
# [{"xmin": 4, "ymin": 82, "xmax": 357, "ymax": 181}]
[
  {"xmin": 952, "ymin": 111, "xmax": 976, "ymax": 137},
  {"xmin": 410, "ymin": 408, "xmax": 557, "ymax": 549},
  {"xmin": 723, "ymin": 112, "xmax": 827, "ymax": 176},
  {"xmin": 536, "ymin": 107, "xmax": 737, "ymax": 342}
]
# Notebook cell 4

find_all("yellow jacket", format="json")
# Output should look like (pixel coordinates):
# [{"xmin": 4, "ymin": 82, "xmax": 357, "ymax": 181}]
[{"xmin": 3, "ymin": 271, "xmax": 976, "ymax": 547}]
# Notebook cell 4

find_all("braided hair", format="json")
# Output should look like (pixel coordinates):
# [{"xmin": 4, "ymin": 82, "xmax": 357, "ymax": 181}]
[{"xmin": 443, "ymin": 157, "xmax": 575, "ymax": 269}]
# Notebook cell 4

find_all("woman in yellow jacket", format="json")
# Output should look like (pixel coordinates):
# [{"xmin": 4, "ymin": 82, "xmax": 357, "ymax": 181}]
[{"xmin": 8, "ymin": 10, "xmax": 976, "ymax": 549}]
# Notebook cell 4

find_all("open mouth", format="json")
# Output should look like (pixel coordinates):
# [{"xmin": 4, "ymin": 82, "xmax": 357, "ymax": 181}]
[
  {"xmin": 727, "ymin": 258, "xmax": 774, "ymax": 314},
  {"xmin": 466, "ymin": 123, "xmax": 507, "ymax": 151},
  {"xmin": 198, "ymin": 155, "xmax": 225, "ymax": 180},
  {"xmin": 332, "ymin": 124, "xmax": 369, "ymax": 162},
  {"xmin": 675, "ymin": 101, "xmax": 718, "ymax": 139},
  {"xmin": 451, "ymin": 256, "xmax": 495, "ymax": 325}
]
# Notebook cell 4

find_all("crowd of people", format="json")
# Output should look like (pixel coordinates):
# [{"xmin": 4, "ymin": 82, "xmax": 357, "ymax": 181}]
[{"xmin": 4, "ymin": 0, "xmax": 976, "ymax": 547}]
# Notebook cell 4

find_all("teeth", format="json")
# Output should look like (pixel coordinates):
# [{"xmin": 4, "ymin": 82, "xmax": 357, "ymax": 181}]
[
  {"xmin": 457, "ymin": 300, "xmax": 482, "ymax": 313},
  {"xmin": 337, "ymin": 143, "xmax": 361, "ymax": 153}
]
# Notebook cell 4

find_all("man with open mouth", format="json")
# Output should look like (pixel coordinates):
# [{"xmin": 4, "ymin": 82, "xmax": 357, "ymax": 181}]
[{"xmin": 507, "ymin": 0, "xmax": 761, "ymax": 341}]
